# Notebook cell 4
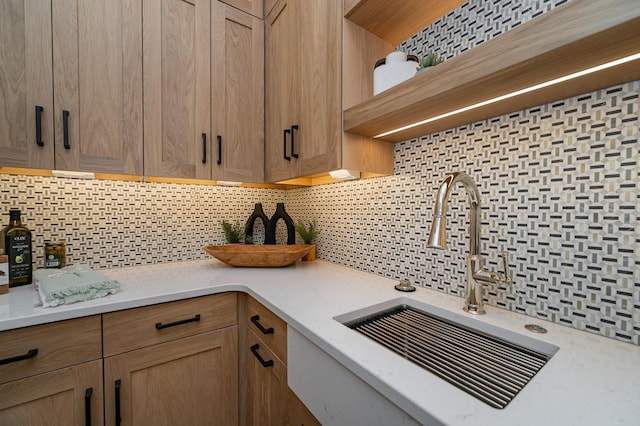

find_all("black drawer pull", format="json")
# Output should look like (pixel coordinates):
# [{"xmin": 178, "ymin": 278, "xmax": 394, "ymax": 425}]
[
  {"xmin": 202, "ymin": 133, "xmax": 207, "ymax": 164},
  {"xmin": 0, "ymin": 348, "xmax": 38, "ymax": 365},
  {"xmin": 85, "ymin": 387, "xmax": 93, "ymax": 426},
  {"xmin": 62, "ymin": 110, "xmax": 70, "ymax": 149},
  {"xmin": 290, "ymin": 124, "xmax": 299, "ymax": 158},
  {"xmin": 283, "ymin": 128, "xmax": 291, "ymax": 161},
  {"xmin": 250, "ymin": 344, "xmax": 273, "ymax": 368},
  {"xmin": 250, "ymin": 315, "xmax": 274, "ymax": 335},
  {"xmin": 155, "ymin": 314, "xmax": 201, "ymax": 329},
  {"xmin": 35, "ymin": 105, "xmax": 44, "ymax": 146},
  {"xmin": 115, "ymin": 379, "xmax": 121, "ymax": 426},
  {"xmin": 217, "ymin": 135, "xmax": 222, "ymax": 165}
]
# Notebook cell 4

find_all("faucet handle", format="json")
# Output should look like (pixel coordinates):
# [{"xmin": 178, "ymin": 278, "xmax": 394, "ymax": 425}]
[{"xmin": 499, "ymin": 251, "xmax": 512, "ymax": 284}]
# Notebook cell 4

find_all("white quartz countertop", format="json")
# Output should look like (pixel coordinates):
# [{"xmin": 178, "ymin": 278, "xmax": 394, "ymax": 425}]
[{"xmin": 1, "ymin": 259, "xmax": 638, "ymax": 425}]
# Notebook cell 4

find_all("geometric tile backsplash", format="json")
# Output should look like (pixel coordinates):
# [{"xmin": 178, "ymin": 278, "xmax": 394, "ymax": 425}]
[
  {"xmin": 287, "ymin": 80, "xmax": 640, "ymax": 347},
  {"xmin": 1, "ymin": 0, "xmax": 639, "ymax": 347}
]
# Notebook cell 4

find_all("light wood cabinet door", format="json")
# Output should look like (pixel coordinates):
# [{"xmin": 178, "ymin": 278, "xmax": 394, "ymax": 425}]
[
  {"xmin": 212, "ymin": 1, "xmax": 264, "ymax": 183},
  {"xmin": 0, "ymin": 360, "xmax": 104, "ymax": 426},
  {"xmin": 295, "ymin": 0, "xmax": 341, "ymax": 177},
  {"xmin": 143, "ymin": 0, "xmax": 212, "ymax": 179},
  {"xmin": 264, "ymin": 0, "xmax": 341, "ymax": 182},
  {"xmin": 245, "ymin": 327, "xmax": 320, "ymax": 426},
  {"xmin": 0, "ymin": 0, "xmax": 54, "ymax": 169},
  {"xmin": 52, "ymin": 0, "xmax": 143, "ymax": 174},
  {"xmin": 0, "ymin": 0, "xmax": 143, "ymax": 174},
  {"xmin": 104, "ymin": 327, "xmax": 238, "ymax": 426},
  {"xmin": 265, "ymin": 0, "xmax": 299, "ymax": 182}
]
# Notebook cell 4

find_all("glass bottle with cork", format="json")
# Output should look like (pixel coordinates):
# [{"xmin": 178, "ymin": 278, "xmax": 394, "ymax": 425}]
[{"xmin": 0, "ymin": 209, "xmax": 33, "ymax": 286}]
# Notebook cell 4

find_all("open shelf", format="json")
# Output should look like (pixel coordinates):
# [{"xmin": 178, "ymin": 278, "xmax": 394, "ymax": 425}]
[
  {"xmin": 343, "ymin": 0, "xmax": 465, "ymax": 45},
  {"xmin": 343, "ymin": 0, "xmax": 640, "ymax": 143}
]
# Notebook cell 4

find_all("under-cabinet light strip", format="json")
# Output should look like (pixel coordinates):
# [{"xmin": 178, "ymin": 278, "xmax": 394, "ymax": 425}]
[{"xmin": 374, "ymin": 52, "xmax": 640, "ymax": 139}]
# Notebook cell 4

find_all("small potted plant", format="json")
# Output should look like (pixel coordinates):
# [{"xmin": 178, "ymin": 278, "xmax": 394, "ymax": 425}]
[
  {"xmin": 221, "ymin": 220, "xmax": 244, "ymax": 244},
  {"xmin": 416, "ymin": 52, "xmax": 443, "ymax": 74},
  {"xmin": 295, "ymin": 220, "xmax": 319, "ymax": 261}
]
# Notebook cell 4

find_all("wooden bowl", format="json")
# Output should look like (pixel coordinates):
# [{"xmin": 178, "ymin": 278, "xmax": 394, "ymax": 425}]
[{"xmin": 204, "ymin": 244, "xmax": 312, "ymax": 267}]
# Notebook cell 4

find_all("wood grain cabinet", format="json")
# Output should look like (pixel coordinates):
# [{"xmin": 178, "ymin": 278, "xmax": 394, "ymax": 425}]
[
  {"xmin": 242, "ymin": 295, "xmax": 320, "ymax": 426},
  {"xmin": 264, "ymin": 0, "xmax": 393, "ymax": 183},
  {"xmin": 143, "ymin": 0, "xmax": 265, "ymax": 181},
  {"xmin": 212, "ymin": 1, "xmax": 265, "ymax": 183},
  {"xmin": 102, "ymin": 293, "xmax": 239, "ymax": 426},
  {"xmin": 0, "ymin": 0, "xmax": 144, "ymax": 175},
  {"xmin": 0, "ymin": 316, "xmax": 104, "ymax": 425}
]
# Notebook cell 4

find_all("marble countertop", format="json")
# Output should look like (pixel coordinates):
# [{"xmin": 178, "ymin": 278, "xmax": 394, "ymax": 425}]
[{"xmin": 1, "ymin": 259, "xmax": 638, "ymax": 425}]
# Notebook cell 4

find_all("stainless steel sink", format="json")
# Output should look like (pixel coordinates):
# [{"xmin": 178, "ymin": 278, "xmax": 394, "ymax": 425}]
[{"xmin": 334, "ymin": 298, "xmax": 558, "ymax": 409}]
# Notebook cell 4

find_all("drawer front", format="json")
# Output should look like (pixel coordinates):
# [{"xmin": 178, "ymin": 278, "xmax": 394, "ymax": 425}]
[
  {"xmin": 103, "ymin": 293, "xmax": 237, "ymax": 356},
  {"xmin": 247, "ymin": 296, "xmax": 287, "ymax": 363},
  {"xmin": 0, "ymin": 316, "xmax": 102, "ymax": 384}
]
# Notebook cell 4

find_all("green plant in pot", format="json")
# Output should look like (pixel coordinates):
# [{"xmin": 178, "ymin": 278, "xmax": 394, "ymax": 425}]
[
  {"xmin": 416, "ymin": 52, "xmax": 443, "ymax": 74},
  {"xmin": 295, "ymin": 220, "xmax": 318, "ymax": 261},
  {"xmin": 221, "ymin": 220, "xmax": 244, "ymax": 244}
]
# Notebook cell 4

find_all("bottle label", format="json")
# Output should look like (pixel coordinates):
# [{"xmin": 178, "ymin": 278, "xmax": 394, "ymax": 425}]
[
  {"xmin": 45, "ymin": 253, "xmax": 62, "ymax": 268},
  {"xmin": 8, "ymin": 234, "xmax": 32, "ymax": 283}
]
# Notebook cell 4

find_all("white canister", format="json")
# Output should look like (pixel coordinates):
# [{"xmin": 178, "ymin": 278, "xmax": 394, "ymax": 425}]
[{"xmin": 373, "ymin": 51, "xmax": 418, "ymax": 95}]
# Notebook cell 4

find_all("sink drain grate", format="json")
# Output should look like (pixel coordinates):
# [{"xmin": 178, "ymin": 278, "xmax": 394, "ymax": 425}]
[{"xmin": 345, "ymin": 305, "xmax": 551, "ymax": 409}]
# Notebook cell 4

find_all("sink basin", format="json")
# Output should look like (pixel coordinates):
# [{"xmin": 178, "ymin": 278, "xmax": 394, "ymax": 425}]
[{"xmin": 334, "ymin": 298, "xmax": 558, "ymax": 409}]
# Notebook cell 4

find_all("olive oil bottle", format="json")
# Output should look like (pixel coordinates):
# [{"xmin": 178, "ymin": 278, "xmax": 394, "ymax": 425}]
[{"xmin": 0, "ymin": 209, "xmax": 33, "ymax": 286}]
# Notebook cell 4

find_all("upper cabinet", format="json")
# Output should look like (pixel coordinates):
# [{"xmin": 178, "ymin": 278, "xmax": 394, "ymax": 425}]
[
  {"xmin": 343, "ymin": 0, "xmax": 640, "ymax": 143},
  {"xmin": 265, "ymin": 0, "xmax": 342, "ymax": 183},
  {"xmin": 142, "ymin": 0, "xmax": 212, "ymax": 179},
  {"xmin": 143, "ymin": 0, "xmax": 265, "ymax": 181},
  {"xmin": 212, "ymin": 1, "xmax": 264, "ymax": 183},
  {"xmin": 0, "ymin": 0, "xmax": 143, "ymax": 174},
  {"xmin": 264, "ymin": 0, "xmax": 393, "ymax": 184}
]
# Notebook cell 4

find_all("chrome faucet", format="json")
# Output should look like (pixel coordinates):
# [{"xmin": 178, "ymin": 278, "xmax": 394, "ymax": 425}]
[{"xmin": 427, "ymin": 172, "xmax": 512, "ymax": 314}]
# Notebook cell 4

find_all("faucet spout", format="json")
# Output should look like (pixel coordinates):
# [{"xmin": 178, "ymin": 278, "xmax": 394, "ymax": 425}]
[
  {"xmin": 426, "ymin": 172, "xmax": 481, "ymax": 256},
  {"xmin": 426, "ymin": 172, "xmax": 511, "ymax": 315}
]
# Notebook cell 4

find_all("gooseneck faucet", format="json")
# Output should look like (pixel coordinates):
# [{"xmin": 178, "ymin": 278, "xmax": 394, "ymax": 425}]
[{"xmin": 427, "ymin": 172, "xmax": 512, "ymax": 314}]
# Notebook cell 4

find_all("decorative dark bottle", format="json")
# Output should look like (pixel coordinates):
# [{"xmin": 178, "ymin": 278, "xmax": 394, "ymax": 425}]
[
  {"xmin": 1, "ymin": 209, "xmax": 33, "ymax": 286},
  {"xmin": 245, "ymin": 203, "xmax": 270, "ymax": 244},
  {"xmin": 265, "ymin": 203, "xmax": 295, "ymax": 245}
]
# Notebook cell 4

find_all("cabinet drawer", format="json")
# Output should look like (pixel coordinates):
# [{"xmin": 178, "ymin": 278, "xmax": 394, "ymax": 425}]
[
  {"xmin": 246, "ymin": 296, "xmax": 287, "ymax": 363},
  {"xmin": 0, "ymin": 316, "xmax": 102, "ymax": 384},
  {"xmin": 103, "ymin": 293, "xmax": 237, "ymax": 356}
]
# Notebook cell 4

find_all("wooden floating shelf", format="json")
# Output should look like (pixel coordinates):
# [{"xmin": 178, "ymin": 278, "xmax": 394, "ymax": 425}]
[
  {"xmin": 343, "ymin": 0, "xmax": 640, "ymax": 143},
  {"xmin": 343, "ymin": 0, "xmax": 465, "ymax": 45}
]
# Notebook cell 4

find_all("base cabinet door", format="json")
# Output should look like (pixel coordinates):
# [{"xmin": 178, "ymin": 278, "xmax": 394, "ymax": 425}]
[
  {"xmin": 104, "ymin": 327, "xmax": 238, "ymax": 426},
  {"xmin": 0, "ymin": 360, "xmax": 104, "ymax": 426}
]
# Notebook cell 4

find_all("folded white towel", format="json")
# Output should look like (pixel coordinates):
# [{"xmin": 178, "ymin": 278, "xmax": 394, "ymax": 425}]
[{"xmin": 34, "ymin": 264, "xmax": 121, "ymax": 307}]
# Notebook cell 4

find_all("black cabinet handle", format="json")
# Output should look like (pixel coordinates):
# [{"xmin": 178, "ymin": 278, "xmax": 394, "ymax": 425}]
[
  {"xmin": 114, "ymin": 380, "xmax": 121, "ymax": 426},
  {"xmin": 250, "ymin": 344, "xmax": 274, "ymax": 368},
  {"xmin": 283, "ymin": 128, "xmax": 291, "ymax": 161},
  {"xmin": 290, "ymin": 124, "xmax": 299, "ymax": 158},
  {"xmin": 217, "ymin": 135, "xmax": 222, "ymax": 165},
  {"xmin": 85, "ymin": 387, "xmax": 93, "ymax": 426},
  {"xmin": 62, "ymin": 110, "xmax": 70, "ymax": 149},
  {"xmin": 0, "ymin": 348, "xmax": 38, "ymax": 365},
  {"xmin": 202, "ymin": 133, "xmax": 207, "ymax": 164},
  {"xmin": 155, "ymin": 314, "xmax": 201, "ymax": 329},
  {"xmin": 250, "ymin": 315, "xmax": 274, "ymax": 335},
  {"xmin": 35, "ymin": 105, "xmax": 44, "ymax": 147}
]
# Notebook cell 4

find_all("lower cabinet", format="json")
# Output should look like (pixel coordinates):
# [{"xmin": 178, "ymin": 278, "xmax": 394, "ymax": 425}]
[
  {"xmin": 0, "ymin": 316, "xmax": 104, "ymax": 425},
  {"xmin": 0, "ymin": 292, "xmax": 318, "ymax": 425},
  {"xmin": 104, "ymin": 327, "xmax": 238, "ymax": 426},
  {"xmin": 102, "ymin": 293, "xmax": 239, "ymax": 426},
  {"xmin": 0, "ymin": 360, "xmax": 103, "ymax": 426},
  {"xmin": 243, "ymin": 295, "xmax": 320, "ymax": 426}
]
